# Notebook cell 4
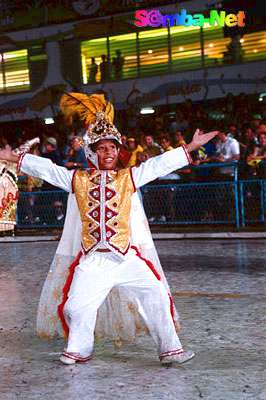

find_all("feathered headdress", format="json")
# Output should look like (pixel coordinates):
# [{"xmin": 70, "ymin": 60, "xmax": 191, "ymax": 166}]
[{"xmin": 60, "ymin": 93, "xmax": 122, "ymax": 151}]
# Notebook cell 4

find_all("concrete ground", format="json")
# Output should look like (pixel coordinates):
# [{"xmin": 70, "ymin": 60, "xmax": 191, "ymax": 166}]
[{"xmin": 0, "ymin": 239, "xmax": 265, "ymax": 400}]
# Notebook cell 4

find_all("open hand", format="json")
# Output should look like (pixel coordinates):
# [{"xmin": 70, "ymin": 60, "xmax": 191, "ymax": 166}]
[{"xmin": 187, "ymin": 129, "xmax": 219, "ymax": 153}]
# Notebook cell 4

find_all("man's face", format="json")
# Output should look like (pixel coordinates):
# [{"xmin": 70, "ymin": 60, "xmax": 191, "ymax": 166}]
[
  {"xmin": 160, "ymin": 138, "xmax": 170, "ymax": 150},
  {"xmin": 95, "ymin": 139, "xmax": 119, "ymax": 170},
  {"xmin": 45, "ymin": 144, "xmax": 55, "ymax": 152},
  {"xmin": 218, "ymin": 132, "xmax": 227, "ymax": 142},
  {"xmin": 144, "ymin": 136, "xmax": 153, "ymax": 147},
  {"xmin": 259, "ymin": 134, "xmax": 266, "ymax": 147},
  {"xmin": 244, "ymin": 128, "xmax": 254, "ymax": 141},
  {"xmin": 229, "ymin": 125, "xmax": 237, "ymax": 134},
  {"xmin": 128, "ymin": 139, "xmax": 136, "ymax": 150},
  {"xmin": 175, "ymin": 131, "xmax": 183, "ymax": 142}
]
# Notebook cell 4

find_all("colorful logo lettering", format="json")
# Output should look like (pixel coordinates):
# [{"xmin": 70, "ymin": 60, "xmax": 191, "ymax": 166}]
[{"xmin": 134, "ymin": 9, "xmax": 246, "ymax": 28}]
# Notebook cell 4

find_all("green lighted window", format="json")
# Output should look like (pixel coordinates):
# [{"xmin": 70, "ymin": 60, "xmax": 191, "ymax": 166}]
[
  {"xmin": 109, "ymin": 33, "xmax": 137, "ymax": 80},
  {"xmin": 139, "ymin": 28, "xmax": 169, "ymax": 76},
  {"xmin": 81, "ymin": 37, "xmax": 107, "ymax": 84},
  {"xmin": 81, "ymin": 28, "xmax": 266, "ymax": 84},
  {"xmin": 81, "ymin": 34, "xmax": 137, "ymax": 83},
  {"xmin": 0, "ymin": 49, "xmax": 30, "ymax": 93},
  {"xmin": 241, "ymin": 31, "xmax": 266, "ymax": 62},
  {"xmin": 203, "ymin": 26, "xmax": 230, "ymax": 67},
  {"xmin": 170, "ymin": 25, "xmax": 202, "ymax": 72}
]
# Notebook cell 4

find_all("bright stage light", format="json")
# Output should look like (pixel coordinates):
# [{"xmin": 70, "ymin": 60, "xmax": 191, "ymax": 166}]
[
  {"xmin": 259, "ymin": 93, "xmax": 266, "ymax": 102},
  {"xmin": 140, "ymin": 107, "xmax": 155, "ymax": 115},
  {"xmin": 44, "ymin": 118, "xmax": 54, "ymax": 125}
]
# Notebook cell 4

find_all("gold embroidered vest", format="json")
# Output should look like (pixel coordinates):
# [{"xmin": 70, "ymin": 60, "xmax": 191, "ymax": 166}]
[{"xmin": 72, "ymin": 168, "xmax": 135, "ymax": 256}]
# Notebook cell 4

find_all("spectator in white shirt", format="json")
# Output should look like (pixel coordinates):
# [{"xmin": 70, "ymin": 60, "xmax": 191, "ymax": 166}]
[
  {"xmin": 212, "ymin": 131, "xmax": 240, "ymax": 176},
  {"xmin": 214, "ymin": 131, "xmax": 240, "ymax": 162}
]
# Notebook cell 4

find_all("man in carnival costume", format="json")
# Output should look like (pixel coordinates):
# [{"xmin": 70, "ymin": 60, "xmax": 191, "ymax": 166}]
[{"xmin": 0, "ymin": 93, "xmax": 218, "ymax": 366}]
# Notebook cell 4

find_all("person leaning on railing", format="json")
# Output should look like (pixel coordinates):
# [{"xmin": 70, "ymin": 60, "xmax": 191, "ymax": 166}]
[{"xmin": 209, "ymin": 131, "xmax": 240, "ymax": 179}]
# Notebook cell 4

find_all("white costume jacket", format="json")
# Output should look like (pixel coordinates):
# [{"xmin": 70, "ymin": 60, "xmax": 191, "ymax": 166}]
[{"xmin": 18, "ymin": 146, "xmax": 191, "ymax": 342}]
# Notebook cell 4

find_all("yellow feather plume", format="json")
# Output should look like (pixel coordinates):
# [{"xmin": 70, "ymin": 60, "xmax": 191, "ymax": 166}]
[{"xmin": 60, "ymin": 92, "xmax": 114, "ymax": 126}]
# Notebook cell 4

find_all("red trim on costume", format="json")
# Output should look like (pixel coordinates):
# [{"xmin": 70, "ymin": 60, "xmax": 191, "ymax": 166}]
[
  {"xmin": 182, "ymin": 145, "xmax": 193, "ymax": 165},
  {"xmin": 57, "ymin": 251, "xmax": 83, "ymax": 336},
  {"xmin": 62, "ymin": 351, "xmax": 93, "ymax": 363},
  {"xmin": 71, "ymin": 169, "xmax": 78, "ymax": 193},
  {"xmin": 131, "ymin": 245, "xmax": 161, "ymax": 281},
  {"xmin": 17, "ymin": 152, "xmax": 26, "ymax": 173},
  {"xmin": 129, "ymin": 167, "xmax": 136, "ymax": 193},
  {"xmin": 159, "ymin": 348, "xmax": 184, "ymax": 360},
  {"xmin": 132, "ymin": 245, "xmax": 178, "ymax": 325},
  {"xmin": 168, "ymin": 294, "xmax": 175, "ymax": 320}
]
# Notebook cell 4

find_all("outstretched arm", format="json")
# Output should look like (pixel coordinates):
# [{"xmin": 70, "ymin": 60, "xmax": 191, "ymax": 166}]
[
  {"xmin": 0, "ymin": 146, "xmax": 73, "ymax": 192},
  {"xmin": 132, "ymin": 129, "xmax": 218, "ymax": 188}
]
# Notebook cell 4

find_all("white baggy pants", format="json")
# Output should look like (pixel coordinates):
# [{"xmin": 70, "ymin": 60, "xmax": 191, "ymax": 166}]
[{"xmin": 63, "ymin": 248, "xmax": 183, "ymax": 358}]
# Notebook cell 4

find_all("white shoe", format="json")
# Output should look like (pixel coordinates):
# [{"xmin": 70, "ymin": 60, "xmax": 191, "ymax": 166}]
[
  {"xmin": 160, "ymin": 350, "xmax": 195, "ymax": 365},
  {"xmin": 60, "ymin": 354, "xmax": 76, "ymax": 365},
  {"xmin": 59, "ymin": 352, "xmax": 93, "ymax": 365}
]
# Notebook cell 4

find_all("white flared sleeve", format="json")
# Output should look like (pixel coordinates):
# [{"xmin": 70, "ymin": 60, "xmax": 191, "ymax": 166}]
[
  {"xmin": 19, "ymin": 153, "xmax": 73, "ymax": 192},
  {"xmin": 131, "ymin": 145, "xmax": 192, "ymax": 189}
]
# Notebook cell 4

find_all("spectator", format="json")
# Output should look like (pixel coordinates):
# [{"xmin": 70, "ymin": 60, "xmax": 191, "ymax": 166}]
[
  {"xmin": 128, "ymin": 137, "xmax": 143, "ymax": 167},
  {"xmin": 88, "ymin": 57, "xmax": 98, "ymax": 83},
  {"xmin": 223, "ymin": 34, "xmax": 244, "ymax": 64},
  {"xmin": 160, "ymin": 135, "xmax": 174, "ymax": 152},
  {"xmin": 100, "ymin": 54, "xmax": 110, "ymax": 82},
  {"xmin": 214, "ymin": 131, "xmax": 240, "ymax": 163},
  {"xmin": 64, "ymin": 137, "xmax": 87, "ymax": 170},
  {"xmin": 112, "ymin": 50, "xmax": 124, "ymax": 80},
  {"xmin": 227, "ymin": 123, "xmax": 239, "ymax": 139},
  {"xmin": 143, "ymin": 134, "xmax": 162, "ymax": 157},
  {"xmin": 212, "ymin": 131, "xmax": 240, "ymax": 177},
  {"xmin": 136, "ymin": 150, "xmax": 150, "ymax": 166},
  {"xmin": 42, "ymin": 137, "xmax": 62, "ymax": 166},
  {"xmin": 246, "ymin": 132, "xmax": 266, "ymax": 178},
  {"xmin": 173, "ymin": 130, "xmax": 186, "ymax": 147},
  {"xmin": 240, "ymin": 126, "xmax": 258, "ymax": 158},
  {"xmin": 256, "ymin": 122, "xmax": 266, "ymax": 136},
  {"xmin": 169, "ymin": 111, "xmax": 189, "ymax": 134}
]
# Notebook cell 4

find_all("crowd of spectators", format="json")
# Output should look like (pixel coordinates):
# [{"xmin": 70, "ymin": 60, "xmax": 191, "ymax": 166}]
[
  {"xmin": 119, "ymin": 93, "xmax": 266, "ymax": 180},
  {"xmin": 0, "ymin": 92, "xmax": 265, "ymax": 186},
  {"xmin": 0, "ymin": 92, "xmax": 265, "ymax": 225}
]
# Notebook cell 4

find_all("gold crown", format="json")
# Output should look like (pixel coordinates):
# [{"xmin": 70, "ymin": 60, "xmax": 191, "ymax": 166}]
[
  {"xmin": 85, "ymin": 111, "xmax": 122, "ymax": 145},
  {"xmin": 60, "ymin": 92, "xmax": 121, "ymax": 147}
]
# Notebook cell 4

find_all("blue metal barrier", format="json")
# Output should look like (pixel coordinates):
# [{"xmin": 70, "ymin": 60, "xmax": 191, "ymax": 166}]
[
  {"xmin": 239, "ymin": 180, "xmax": 266, "ymax": 227},
  {"xmin": 17, "ymin": 190, "xmax": 68, "ymax": 229},
  {"xmin": 141, "ymin": 180, "xmax": 239, "ymax": 226},
  {"xmin": 15, "ymin": 162, "xmax": 266, "ymax": 229}
]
